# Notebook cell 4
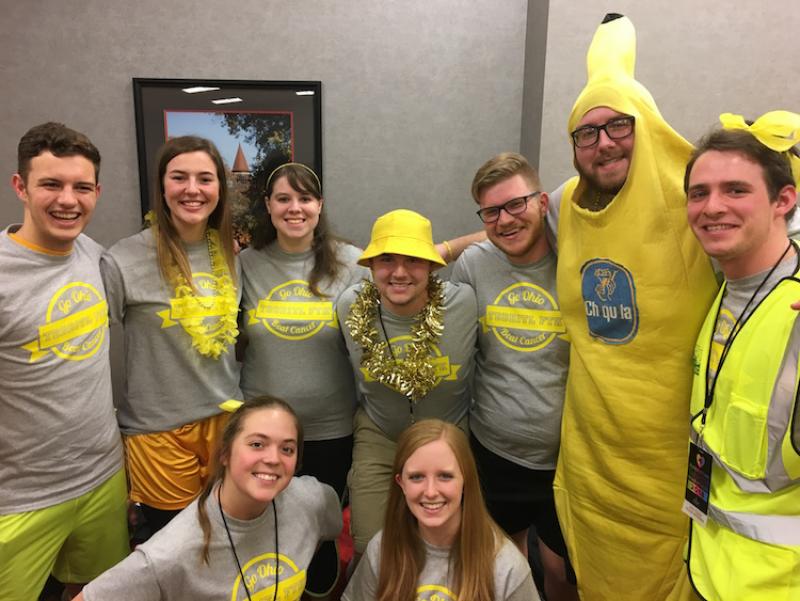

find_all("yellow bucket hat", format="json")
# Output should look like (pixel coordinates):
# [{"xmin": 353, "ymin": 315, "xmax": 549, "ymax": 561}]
[{"xmin": 358, "ymin": 209, "xmax": 446, "ymax": 267}]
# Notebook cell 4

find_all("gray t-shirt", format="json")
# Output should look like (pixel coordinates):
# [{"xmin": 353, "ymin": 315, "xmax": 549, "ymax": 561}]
[
  {"xmin": 343, "ymin": 530, "xmax": 540, "ymax": 601},
  {"xmin": 451, "ymin": 241, "xmax": 568, "ymax": 469},
  {"xmin": 337, "ymin": 280, "xmax": 477, "ymax": 440},
  {"xmin": 101, "ymin": 228, "xmax": 243, "ymax": 434},
  {"xmin": 240, "ymin": 242, "xmax": 368, "ymax": 440},
  {"xmin": 83, "ymin": 476, "xmax": 342, "ymax": 601},
  {"xmin": 0, "ymin": 228, "xmax": 123, "ymax": 514}
]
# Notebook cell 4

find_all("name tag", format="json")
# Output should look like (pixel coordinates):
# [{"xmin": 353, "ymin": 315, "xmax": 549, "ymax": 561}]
[{"xmin": 682, "ymin": 441, "xmax": 712, "ymax": 526}]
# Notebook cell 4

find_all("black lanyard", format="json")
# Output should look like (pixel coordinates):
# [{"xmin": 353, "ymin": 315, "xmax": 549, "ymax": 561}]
[
  {"xmin": 696, "ymin": 241, "xmax": 796, "ymax": 433},
  {"xmin": 218, "ymin": 484, "xmax": 279, "ymax": 601},
  {"xmin": 378, "ymin": 304, "xmax": 420, "ymax": 422}
]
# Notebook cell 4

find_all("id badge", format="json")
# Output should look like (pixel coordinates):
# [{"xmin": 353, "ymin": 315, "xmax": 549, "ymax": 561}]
[{"xmin": 682, "ymin": 441, "xmax": 712, "ymax": 525}]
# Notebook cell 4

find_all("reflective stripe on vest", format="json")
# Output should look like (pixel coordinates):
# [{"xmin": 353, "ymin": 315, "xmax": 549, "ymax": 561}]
[{"xmin": 708, "ymin": 505, "xmax": 800, "ymax": 546}]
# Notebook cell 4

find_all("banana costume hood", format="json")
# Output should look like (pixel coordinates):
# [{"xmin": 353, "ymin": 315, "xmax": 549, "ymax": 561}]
[{"xmin": 554, "ymin": 14, "xmax": 717, "ymax": 600}]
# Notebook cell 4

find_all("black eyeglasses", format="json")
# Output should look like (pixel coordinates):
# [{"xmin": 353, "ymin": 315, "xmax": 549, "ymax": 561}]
[
  {"xmin": 571, "ymin": 116, "xmax": 635, "ymax": 148},
  {"xmin": 476, "ymin": 192, "xmax": 540, "ymax": 223}
]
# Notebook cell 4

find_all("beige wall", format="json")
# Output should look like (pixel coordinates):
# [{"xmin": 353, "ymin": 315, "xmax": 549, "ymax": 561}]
[
  {"xmin": 3, "ymin": 2, "xmax": 798, "ymax": 242},
  {"xmin": 1, "ymin": 0, "xmax": 531, "ymax": 248},
  {"xmin": 539, "ymin": 1, "xmax": 800, "ymax": 191}
]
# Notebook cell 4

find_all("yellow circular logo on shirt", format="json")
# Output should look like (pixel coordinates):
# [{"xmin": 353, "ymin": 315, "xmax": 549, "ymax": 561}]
[
  {"xmin": 23, "ymin": 282, "xmax": 108, "ymax": 362},
  {"xmin": 248, "ymin": 279, "xmax": 336, "ymax": 341},
  {"xmin": 158, "ymin": 272, "xmax": 237, "ymax": 340},
  {"xmin": 233, "ymin": 552, "xmax": 306, "ymax": 601},
  {"xmin": 483, "ymin": 282, "xmax": 564, "ymax": 352}
]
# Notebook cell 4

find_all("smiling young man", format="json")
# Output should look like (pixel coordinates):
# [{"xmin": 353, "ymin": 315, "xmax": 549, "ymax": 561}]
[
  {"xmin": 682, "ymin": 115, "xmax": 800, "ymax": 601},
  {"xmin": 0, "ymin": 123, "xmax": 127, "ymax": 601},
  {"xmin": 551, "ymin": 14, "xmax": 720, "ymax": 601},
  {"xmin": 571, "ymin": 107, "xmax": 635, "ymax": 207},
  {"xmin": 449, "ymin": 153, "xmax": 575, "ymax": 601},
  {"xmin": 337, "ymin": 209, "xmax": 477, "ymax": 558}
]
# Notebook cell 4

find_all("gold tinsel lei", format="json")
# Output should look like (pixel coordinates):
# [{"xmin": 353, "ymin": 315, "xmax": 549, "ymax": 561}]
[{"xmin": 346, "ymin": 275, "xmax": 445, "ymax": 402}]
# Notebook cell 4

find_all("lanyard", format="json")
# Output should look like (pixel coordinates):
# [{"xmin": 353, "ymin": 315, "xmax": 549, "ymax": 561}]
[
  {"xmin": 218, "ymin": 484, "xmax": 279, "ymax": 601},
  {"xmin": 696, "ymin": 241, "xmax": 795, "ymax": 434},
  {"xmin": 378, "ymin": 305, "xmax": 418, "ymax": 422}
]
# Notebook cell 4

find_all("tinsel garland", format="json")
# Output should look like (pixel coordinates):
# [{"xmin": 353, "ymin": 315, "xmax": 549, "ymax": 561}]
[{"xmin": 346, "ymin": 275, "xmax": 444, "ymax": 402}]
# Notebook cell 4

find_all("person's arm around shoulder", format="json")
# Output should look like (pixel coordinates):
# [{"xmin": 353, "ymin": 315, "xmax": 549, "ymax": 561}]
[
  {"xmin": 436, "ymin": 230, "xmax": 487, "ymax": 264},
  {"xmin": 341, "ymin": 532, "xmax": 382, "ymax": 601}
]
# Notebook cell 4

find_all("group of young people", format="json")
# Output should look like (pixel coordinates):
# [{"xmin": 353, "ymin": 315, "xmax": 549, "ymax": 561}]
[
  {"xmin": 3, "ymin": 12, "xmax": 800, "ymax": 601},
  {"xmin": 0, "ymin": 119, "xmax": 548, "ymax": 601}
]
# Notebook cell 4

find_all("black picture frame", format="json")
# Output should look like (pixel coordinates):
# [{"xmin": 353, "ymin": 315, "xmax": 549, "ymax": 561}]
[{"xmin": 132, "ymin": 78, "xmax": 322, "ymax": 236}]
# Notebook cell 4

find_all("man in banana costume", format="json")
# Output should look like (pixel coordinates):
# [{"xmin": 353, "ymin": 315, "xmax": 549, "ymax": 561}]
[{"xmin": 554, "ymin": 14, "xmax": 718, "ymax": 600}]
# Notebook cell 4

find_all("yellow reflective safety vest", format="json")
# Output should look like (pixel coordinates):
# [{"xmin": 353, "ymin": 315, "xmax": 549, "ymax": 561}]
[{"xmin": 688, "ymin": 274, "xmax": 800, "ymax": 601}]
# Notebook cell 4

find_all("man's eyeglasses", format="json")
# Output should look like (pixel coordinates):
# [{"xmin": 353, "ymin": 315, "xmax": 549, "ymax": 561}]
[
  {"xmin": 476, "ymin": 192, "xmax": 540, "ymax": 223},
  {"xmin": 571, "ymin": 116, "xmax": 635, "ymax": 148}
]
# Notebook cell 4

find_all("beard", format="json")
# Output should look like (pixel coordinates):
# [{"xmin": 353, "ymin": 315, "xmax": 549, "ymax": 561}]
[
  {"xmin": 573, "ymin": 152, "xmax": 629, "ymax": 196},
  {"xmin": 576, "ymin": 164, "xmax": 626, "ymax": 195}
]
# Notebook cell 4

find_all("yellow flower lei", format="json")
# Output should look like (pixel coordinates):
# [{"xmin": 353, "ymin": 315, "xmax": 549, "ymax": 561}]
[
  {"xmin": 144, "ymin": 219, "xmax": 237, "ymax": 360},
  {"xmin": 171, "ymin": 229, "xmax": 238, "ymax": 359},
  {"xmin": 345, "ymin": 275, "xmax": 445, "ymax": 402}
]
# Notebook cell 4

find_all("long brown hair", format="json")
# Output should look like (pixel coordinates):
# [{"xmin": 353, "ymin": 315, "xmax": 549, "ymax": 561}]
[
  {"xmin": 377, "ymin": 419, "xmax": 503, "ymax": 601},
  {"xmin": 151, "ymin": 136, "xmax": 237, "ymax": 289},
  {"xmin": 251, "ymin": 162, "xmax": 343, "ymax": 297},
  {"xmin": 196, "ymin": 396, "xmax": 304, "ymax": 564}
]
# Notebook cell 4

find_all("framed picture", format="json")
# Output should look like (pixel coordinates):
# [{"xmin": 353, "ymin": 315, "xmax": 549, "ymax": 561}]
[{"xmin": 132, "ymin": 78, "xmax": 322, "ymax": 244}]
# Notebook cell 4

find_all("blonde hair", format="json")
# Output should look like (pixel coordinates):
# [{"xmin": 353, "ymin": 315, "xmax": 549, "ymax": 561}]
[
  {"xmin": 471, "ymin": 152, "xmax": 542, "ymax": 204},
  {"xmin": 377, "ymin": 419, "xmax": 504, "ymax": 601},
  {"xmin": 151, "ymin": 136, "xmax": 237, "ymax": 290}
]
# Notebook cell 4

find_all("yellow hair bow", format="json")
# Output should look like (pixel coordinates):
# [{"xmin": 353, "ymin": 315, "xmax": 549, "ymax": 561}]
[
  {"xmin": 720, "ymin": 111, "xmax": 800, "ymax": 185},
  {"xmin": 720, "ymin": 111, "xmax": 800, "ymax": 152}
]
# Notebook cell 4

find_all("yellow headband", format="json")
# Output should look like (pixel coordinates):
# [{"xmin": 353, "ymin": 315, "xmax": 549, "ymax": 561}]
[
  {"xmin": 266, "ymin": 162, "xmax": 321, "ymax": 193},
  {"xmin": 721, "ymin": 110, "xmax": 800, "ymax": 185}
]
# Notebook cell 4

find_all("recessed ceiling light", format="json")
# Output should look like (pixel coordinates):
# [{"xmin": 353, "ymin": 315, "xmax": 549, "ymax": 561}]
[
  {"xmin": 211, "ymin": 97, "xmax": 243, "ymax": 105},
  {"xmin": 181, "ymin": 86, "xmax": 221, "ymax": 94}
]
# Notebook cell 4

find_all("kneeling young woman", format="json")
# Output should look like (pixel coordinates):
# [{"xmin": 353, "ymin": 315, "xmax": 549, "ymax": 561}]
[
  {"xmin": 343, "ymin": 419, "xmax": 539, "ymax": 601},
  {"xmin": 77, "ymin": 397, "xmax": 342, "ymax": 601}
]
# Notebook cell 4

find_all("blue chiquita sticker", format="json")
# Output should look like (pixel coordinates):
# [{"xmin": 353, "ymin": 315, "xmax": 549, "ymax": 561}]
[{"xmin": 580, "ymin": 258, "xmax": 638, "ymax": 344}]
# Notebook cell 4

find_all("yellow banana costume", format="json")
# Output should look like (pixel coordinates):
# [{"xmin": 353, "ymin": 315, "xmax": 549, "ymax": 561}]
[{"xmin": 554, "ymin": 15, "xmax": 718, "ymax": 600}]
